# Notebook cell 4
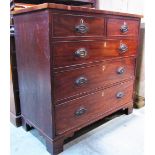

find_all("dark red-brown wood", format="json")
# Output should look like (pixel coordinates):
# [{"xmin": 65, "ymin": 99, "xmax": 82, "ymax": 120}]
[
  {"xmin": 14, "ymin": 10, "xmax": 54, "ymax": 139},
  {"xmin": 55, "ymin": 80, "xmax": 134, "ymax": 135},
  {"xmin": 12, "ymin": 3, "xmax": 143, "ymax": 18},
  {"xmin": 52, "ymin": 13, "xmax": 105, "ymax": 37},
  {"xmin": 53, "ymin": 39, "xmax": 138, "ymax": 68},
  {"xmin": 13, "ymin": 4, "xmax": 142, "ymax": 155},
  {"xmin": 10, "ymin": 28, "xmax": 22, "ymax": 127},
  {"xmin": 54, "ymin": 58, "xmax": 135, "ymax": 102},
  {"xmin": 107, "ymin": 18, "xmax": 139, "ymax": 37}
]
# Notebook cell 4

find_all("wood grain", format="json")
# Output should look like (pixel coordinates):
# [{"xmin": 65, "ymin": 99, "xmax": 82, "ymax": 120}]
[
  {"xmin": 12, "ymin": 3, "xmax": 143, "ymax": 18},
  {"xmin": 55, "ymin": 80, "xmax": 134, "ymax": 134},
  {"xmin": 52, "ymin": 13, "xmax": 105, "ymax": 37},
  {"xmin": 14, "ymin": 10, "xmax": 54, "ymax": 138},
  {"xmin": 54, "ymin": 58, "xmax": 135, "ymax": 102},
  {"xmin": 53, "ymin": 39, "xmax": 138, "ymax": 68},
  {"xmin": 10, "ymin": 30, "xmax": 22, "ymax": 127},
  {"xmin": 107, "ymin": 18, "xmax": 140, "ymax": 37}
]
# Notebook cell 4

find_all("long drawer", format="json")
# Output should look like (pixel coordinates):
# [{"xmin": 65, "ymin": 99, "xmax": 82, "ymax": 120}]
[
  {"xmin": 55, "ymin": 80, "xmax": 134, "ymax": 135},
  {"xmin": 54, "ymin": 58, "xmax": 135, "ymax": 102},
  {"xmin": 52, "ymin": 13, "xmax": 105, "ymax": 37},
  {"xmin": 53, "ymin": 39, "xmax": 137, "ymax": 68}
]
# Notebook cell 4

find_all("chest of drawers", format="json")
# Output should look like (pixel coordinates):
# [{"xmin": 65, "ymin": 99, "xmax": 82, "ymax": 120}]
[{"xmin": 13, "ymin": 3, "xmax": 142, "ymax": 155}]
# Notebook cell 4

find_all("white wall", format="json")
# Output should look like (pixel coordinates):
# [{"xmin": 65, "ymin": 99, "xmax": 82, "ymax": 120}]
[{"xmin": 98, "ymin": 0, "xmax": 144, "ymax": 16}]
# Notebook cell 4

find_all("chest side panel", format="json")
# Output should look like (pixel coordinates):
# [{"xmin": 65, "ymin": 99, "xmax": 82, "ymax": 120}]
[{"xmin": 14, "ymin": 10, "xmax": 54, "ymax": 138}]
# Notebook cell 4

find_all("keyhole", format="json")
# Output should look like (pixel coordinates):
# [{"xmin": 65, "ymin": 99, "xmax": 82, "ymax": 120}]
[
  {"xmin": 102, "ymin": 65, "xmax": 106, "ymax": 71},
  {"xmin": 104, "ymin": 41, "xmax": 107, "ymax": 47},
  {"xmin": 80, "ymin": 19, "xmax": 84, "ymax": 24},
  {"xmin": 101, "ymin": 92, "xmax": 104, "ymax": 97},
  {"xmin": 123, "ymin": 21, "xmax": 127, "ymax": 25}
]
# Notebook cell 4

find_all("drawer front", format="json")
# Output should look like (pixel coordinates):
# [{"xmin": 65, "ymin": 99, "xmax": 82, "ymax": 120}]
[
  {"xmin": 107, "ymin": 18, "xmax": 139, "ymax": 37},
  {"xmin": 52, "ymin": 14, "xmax": 105, "ymax": 37},
  {"xmin": 55, "ymin": 81, "xmax": 134, "ymax": 134},
  {"xmin": 53, "ymin": 39, "xmax": 137, "ymax": 68},
  {"xmin": 54, "ymin": 58, "xmax": 135, "ymax": 102}
]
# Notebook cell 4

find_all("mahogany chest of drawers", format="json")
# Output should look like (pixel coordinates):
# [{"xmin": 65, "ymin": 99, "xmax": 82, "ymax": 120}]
[{"xmin": 13, "ymin": 3, "xmax": 142, "ymax": 155}]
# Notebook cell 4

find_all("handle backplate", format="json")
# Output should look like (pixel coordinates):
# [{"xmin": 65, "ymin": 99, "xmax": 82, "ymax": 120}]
[
  {"xmin": 117, "ymin": 67, "xmax": 125, "ymax": 74},
  {"xmin": 116, "ymin": 92, "xmax": 124, "ymax": 99},
  {"xmin": 75, "ymin": 76, "xmax": 88, "ymax": 86},
  {"xmin": 75, "ymin": 19, "xmax": 88, "ymax": 34},
  {"xmin": 75, "ymin": 48, "xmax": 87, "ymax": 58},
  {"xmin": 119, "ymin": 43, "xmax": 128, "ymax": 53},
  {"xmin": 120, "ymin": 23, "xmax": 128, "ymax": 33},
  {"xmin": 75, "ymin": 107, "xmax": 87, "ymax": 116}
]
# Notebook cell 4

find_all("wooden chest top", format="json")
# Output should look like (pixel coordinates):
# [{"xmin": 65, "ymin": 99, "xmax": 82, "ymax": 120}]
[{"xmin": 12, "ymin": 3, "xmax": 143, "ymax": 18}]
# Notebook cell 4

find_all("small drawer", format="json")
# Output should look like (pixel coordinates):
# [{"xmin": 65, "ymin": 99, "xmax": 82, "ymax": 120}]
[
  {"xmin": 55, "ymin": 80, "xmax": 134, "ymax": 135},
  {"xmin": 52, "ymin": 13, "xmax": 105, "ymax": 37},
  {"xmin": 54, "ymin": 58, "xmax": 135, "ymax": 102},
  {"xmin": 53, "ymin": 39, "xmax": 137, "ymax": 68},
  {"xmin": 107, "ymin": 18, "xmax": 139, "ymax": 37}
]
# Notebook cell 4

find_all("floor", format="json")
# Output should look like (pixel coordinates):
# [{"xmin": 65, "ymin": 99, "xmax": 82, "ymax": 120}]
[{"xmin": 10, "ymin": 108, "xmax": 144, "ymax": 155}]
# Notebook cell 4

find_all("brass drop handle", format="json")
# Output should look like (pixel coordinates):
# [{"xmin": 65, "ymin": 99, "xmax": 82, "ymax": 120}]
[
  {"xmin": 75, "ymin": 76, "xmax": 88, "ymax": 86},
  {"xmin": 120, "ymin": 23, "xmax": 128, "ymax": 33},
  {"xmin": 75, "ymin": 19, "xmax": 88, "ymax": 34},
  {"xmin": 75, "ymin": 48, "xmax": 87, "ymax": 58},
  {"xmin": 116, "ymin": 92, "xmax": 124, "ymax": 99},
  {"xmin": 119, "ymin": 43, "xmax": 128, "ymax": 53},
  {"xmin": 117, "ymin": 67, "xmax": 125, "ymax": 74},
  {"xmin": 75, "ymin": 107, "xmax": 87, "ymax": 116}
]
